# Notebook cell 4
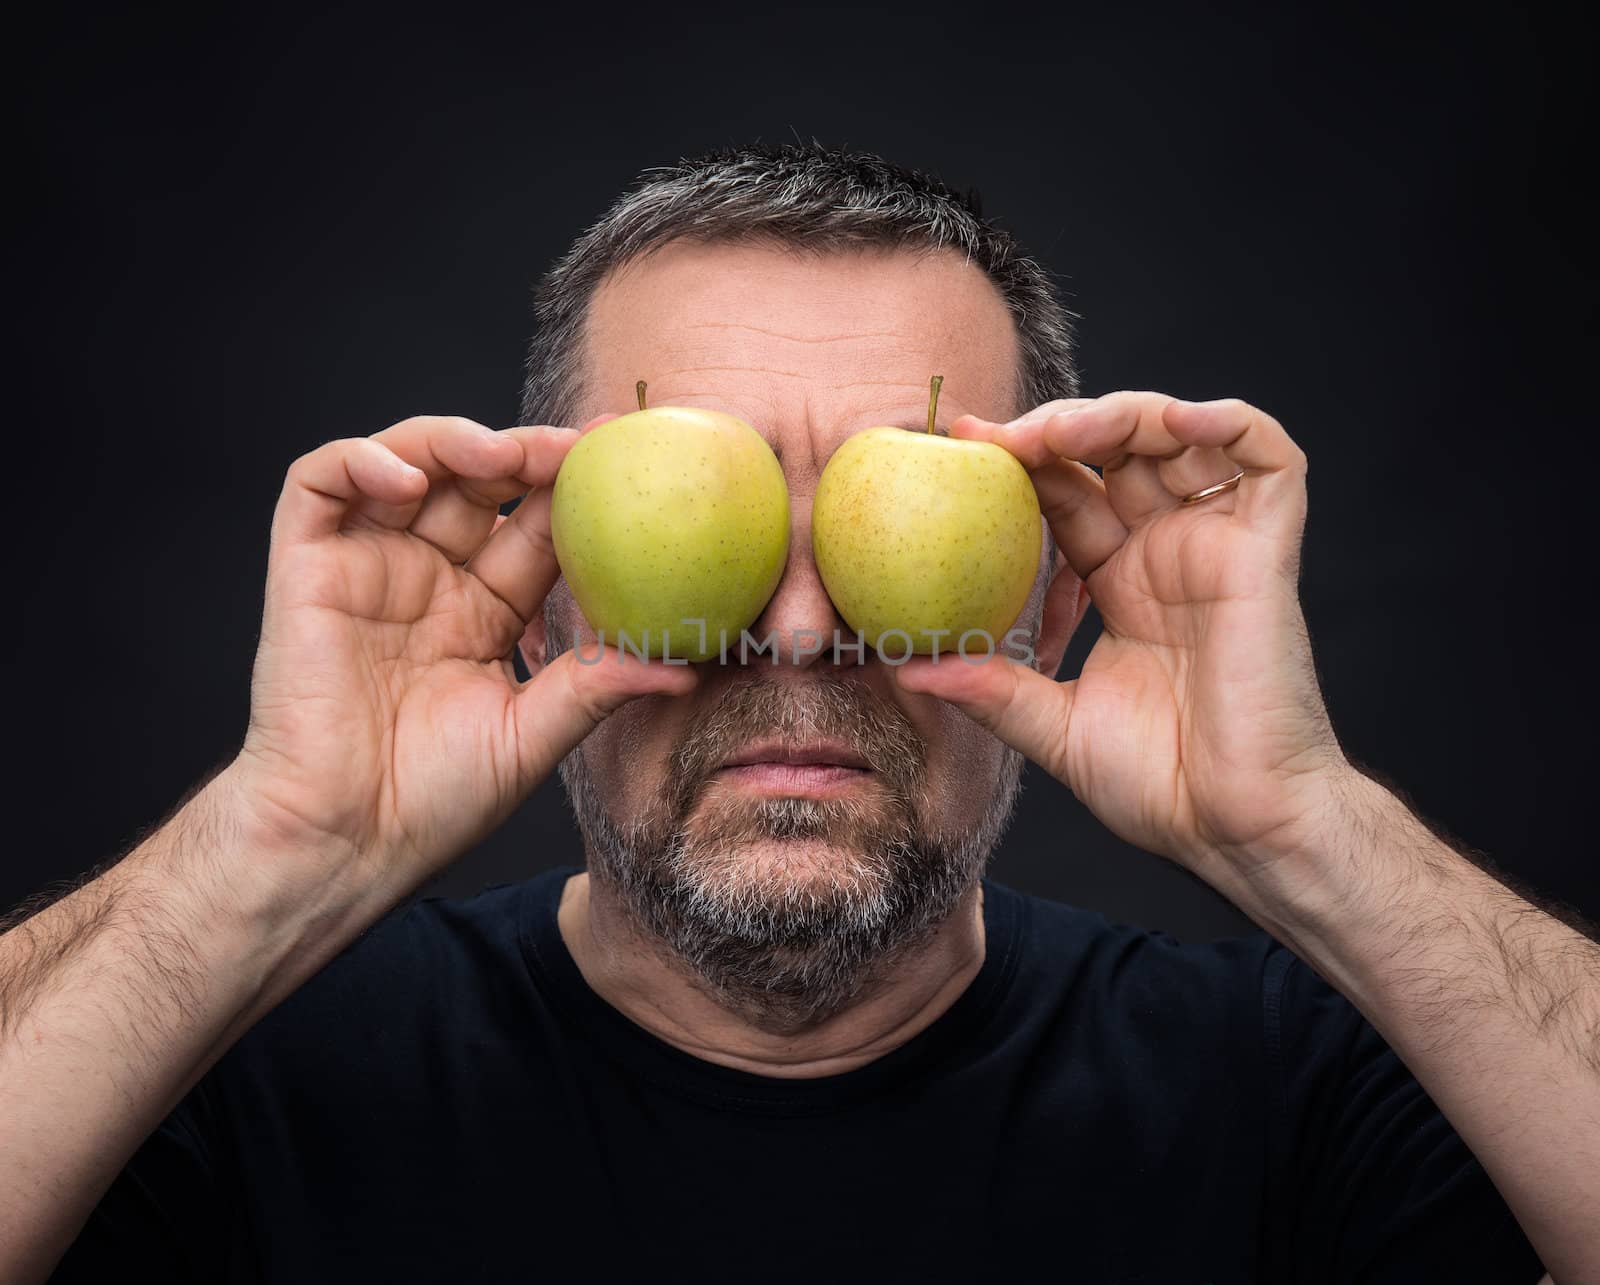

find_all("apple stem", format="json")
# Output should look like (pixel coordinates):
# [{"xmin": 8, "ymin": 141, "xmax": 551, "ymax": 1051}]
[
  {"xmin": 636, "ymin": 380, "xmax": 648, "ymax": 412},
  {"xmin": 927, "ymin": 375, "xmax": 944, "ymax": 435}
]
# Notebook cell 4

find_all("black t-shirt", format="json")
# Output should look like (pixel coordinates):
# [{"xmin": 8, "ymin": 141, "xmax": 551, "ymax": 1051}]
[{"xmin": 54, "ymin": 866, "xmax": 1542, "ymax": 1283}]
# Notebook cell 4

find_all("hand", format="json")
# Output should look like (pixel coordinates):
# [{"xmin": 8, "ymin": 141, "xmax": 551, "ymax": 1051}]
[
  {"xmin": 892, "ymin": 392, "xmax": 1350, "ymax": 902},
  {"xmin": 224, "ymin": 415, "xmax": 695, "ymax": 913}
]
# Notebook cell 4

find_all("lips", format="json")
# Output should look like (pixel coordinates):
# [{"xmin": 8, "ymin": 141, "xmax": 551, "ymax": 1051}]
[
  {"xmin": 718, "ymin": 740, "xmax": 871, "ymax": 771},
  {"xmin": 712, "ymin": 739, "xmax": 874, "ymax": 799}
]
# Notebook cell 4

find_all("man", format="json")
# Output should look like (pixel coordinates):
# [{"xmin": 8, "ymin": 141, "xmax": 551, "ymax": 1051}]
[{"xmin": 1, "ymin": 143, "xmax": 1593, "ymax": 1282}]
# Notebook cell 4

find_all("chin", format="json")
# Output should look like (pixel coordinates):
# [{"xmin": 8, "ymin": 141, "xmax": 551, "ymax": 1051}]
[
  {"xmin": 727, "ymin": 837, "xmax": 877, "ymax": 894},
  {"xmin": 678, "ymin": 793, "xmax": 910, "ymax": 902}
]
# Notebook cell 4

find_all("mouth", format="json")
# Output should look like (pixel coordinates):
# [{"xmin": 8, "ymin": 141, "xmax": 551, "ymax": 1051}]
[{"xmin": 712, "ymin": 740, "xmax": 874, "ymax": 798}]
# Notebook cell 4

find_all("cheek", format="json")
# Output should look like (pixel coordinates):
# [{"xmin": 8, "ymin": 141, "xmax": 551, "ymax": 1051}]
[
  {"xmin": 550, "ymin": 584, "xmax": 689, "ymax": 819},
  {"xmin": 580, "ymin": 694, "xmax": 689, "ymax": 818},
  {"xmin": 904, "ymin": 691, "xmax": 1009, "ymax": 821}
]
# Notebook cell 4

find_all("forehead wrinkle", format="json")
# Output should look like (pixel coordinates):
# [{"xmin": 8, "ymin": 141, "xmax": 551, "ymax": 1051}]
[
  {"xmin": 659, "ymin": 370, "xmax": 945, "ymax": 395},
  {"xmin": 685, "ymin": 320, "xmax": 910, "ymax": 346},
  {"xmin": 832, "ymin": 378, "xmax": 941, "ymax": 392},
  {"xmin": 656, "ymin": 364, "xmax": 833, "ymax": 381},
  {"xmin": 585, "ymin": 243, "xmax": 1021, "ymax": 453}
]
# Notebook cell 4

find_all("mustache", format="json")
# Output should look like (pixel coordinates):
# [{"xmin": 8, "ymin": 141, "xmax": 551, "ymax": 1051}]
[{"xmin": 663, "ymin": 675, "xmax": 927, "ymax": 821}]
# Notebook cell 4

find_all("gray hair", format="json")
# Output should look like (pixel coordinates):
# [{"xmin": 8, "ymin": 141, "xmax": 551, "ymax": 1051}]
[{"xmin": 519, "ymin": 141, "xmax": 1078, "ymax": 426}]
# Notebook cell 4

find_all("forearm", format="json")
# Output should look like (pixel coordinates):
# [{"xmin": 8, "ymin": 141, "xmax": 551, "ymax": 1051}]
[
  {"xmin": 0, "ymin": 769, "xmax": 377, "ymax": 1281},
  {"xmin": 1246, "ymin": 771, "xmax": 1599, "ymax": 1284}
]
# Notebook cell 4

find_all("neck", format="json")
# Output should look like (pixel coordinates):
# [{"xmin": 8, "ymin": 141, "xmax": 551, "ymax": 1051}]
[{"xmin": 556, "ymin": 870, "xmax": 987, "ymax": 1079}]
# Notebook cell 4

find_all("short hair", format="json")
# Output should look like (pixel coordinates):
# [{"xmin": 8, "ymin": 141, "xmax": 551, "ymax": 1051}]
[{"xmin": 518, "ymin": 142, "xmax": 1078, "ymax": 426}]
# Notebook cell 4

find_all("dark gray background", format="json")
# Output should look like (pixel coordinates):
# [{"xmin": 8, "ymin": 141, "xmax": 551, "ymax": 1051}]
[{"xmin": 7, "ymin": 3, "xmax": 1592, "ymax": 940}]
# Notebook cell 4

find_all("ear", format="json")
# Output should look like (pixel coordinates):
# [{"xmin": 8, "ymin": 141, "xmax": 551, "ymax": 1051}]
[
  {"xmin": 516, "ymin": 612, "xmax": 547, "ymax": 677},
  {"xmin": 520, "ymin": 578, "xmax": 582, "ymax": 677},
  {"xmin": 1035, "ymin": 544, "xmax": 1090, "ymax": 680}
]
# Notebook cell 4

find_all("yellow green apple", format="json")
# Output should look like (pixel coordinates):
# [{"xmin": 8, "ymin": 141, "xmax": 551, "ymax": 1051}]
[
  {"xmin": 551, "ymin": 384, "xmax": 789, "ymax": 661},
  {"xmin": 811, "ymin": 378, "xmax": 1041, "ymax": 656}
]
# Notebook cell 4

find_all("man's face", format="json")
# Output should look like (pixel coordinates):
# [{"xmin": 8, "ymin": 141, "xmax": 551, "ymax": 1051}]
[{"xmin": 542, "ymin": 239, "xmax": 1053, "ymax": 1029}]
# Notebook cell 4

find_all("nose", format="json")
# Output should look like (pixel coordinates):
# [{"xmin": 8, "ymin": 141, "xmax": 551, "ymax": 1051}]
[{"xmin": 743, "ymin": 492, "xmax": 859, "ymax": 672}]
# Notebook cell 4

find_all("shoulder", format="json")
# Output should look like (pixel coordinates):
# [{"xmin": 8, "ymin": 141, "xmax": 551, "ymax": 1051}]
[
  {"xmin": 975, "ymin": 878, "xmax": 1320, "ymax": 1105},
  {"xmin": 1022, "ymin": 887, "xmax": 1394, "ymax": 1081},
  {"xmin": 995, "ymin": 878, "xmax": 1288, "ymax": 1027}
]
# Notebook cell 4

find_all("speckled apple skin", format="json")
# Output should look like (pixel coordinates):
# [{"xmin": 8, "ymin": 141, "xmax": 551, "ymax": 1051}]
[
  {"xmin": 551, "ymin": 407, "xmax": 790, "ymax": 662},
  {"xmin": 811, "ymin": 428, "xmax": 1042, "ymax": 655}
]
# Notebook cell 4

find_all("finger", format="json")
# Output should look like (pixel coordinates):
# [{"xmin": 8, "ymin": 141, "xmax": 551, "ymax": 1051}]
[
  {"xmin": 512, "ymin": 647, "xmax": 699, "ymax": 788},
  {"xmin": 1160, "ymin": 398, "xmax": 1308, "ymax": 536},
  {"xmin": 1036, "ymin": 392, "xmax": 1303, "ymax": 529},
  {"xmin": 1098, "ymin": 443, "xmax": 1244, "ymax": 526},
  {"xmin": 1034, "ymin": 460, "xmax": 1128, "ymax": 579},
  {"xmin": 272, "ymin": 437, "xmax": 430, "ymax": 547},
  {"xmin": 464, "ymin": 483, "xmax": 559, "ymax": 622},
  {"xmin": 951, "ymin": 401, "xmax": 1094, "ymax": 465},
  {"xmin": 952, "ymin": 413, "xmax": 1128, "ymax": 580},
  {"xmin": 502, "ymin": 424, "xmax": 582, "ymax": 489},
  {"xmin": 464, "ymin": 422, "xmax": 605, "ymax": 617},
  {"xmin": 473, "ymin": 513, "xmax": 510, "ymax": 565},
  {"xmin": 1100, "ymin": 453, "xmax": 1182, "ymax": 527},
  {"xmin": 466, "ymin": 414, "xmax": 667, "ymax": 618},
  {"xmin": 468, "ymin": 421, "xmax": 608, "ymax": 619},
  {"xmin": 354, "ymin": 417, "xmax": 526, "ymax": 562},
  {"xmin": 890, "ymin": 652, "xmax": 1076, "ymax": 787},
  {"xmin": 1160, "ymin": 397, "xmax": 1302, "ymax": 473},
  {"xmin": 371, "ymin": 414, "xmax": 525, "ymax": 481},
  {"xmin": 1035, "ymin": 391, "xmax": 1190, "ymax": 467},
  {"xmin": 1154, "ymin": 444, "xmax": 1241, "ymax": 503},
  {"xmin": 1036, "ymin": 392, "xmax": 1300, "ymax": 487},
  {"xmin": 996, "ymin": 398, "xmax": 1097, "ymax": 434},
  {"xmin": 1038, "ymin": 545, "xmax": 1088, "ymax": 680}
]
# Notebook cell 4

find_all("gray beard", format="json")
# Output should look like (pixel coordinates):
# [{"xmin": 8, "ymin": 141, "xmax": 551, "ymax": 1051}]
[{"xmin": 558, "ymin": 674, "xmax": 1024, "ymax": 1035}]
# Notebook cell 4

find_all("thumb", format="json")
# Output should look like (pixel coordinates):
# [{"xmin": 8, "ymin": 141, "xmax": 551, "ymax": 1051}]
[
  {"xmin": 511, "ymin": 647, "xmax": 699, "ymax": 788},
  {"xmin": 891, "ymin": 652, "xmax": 1076, "ymax": 786}
]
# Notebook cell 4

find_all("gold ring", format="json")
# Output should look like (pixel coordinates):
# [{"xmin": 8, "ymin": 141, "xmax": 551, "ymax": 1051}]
[{"xmin": 1180, "ymin": 470, "xmax": 1246, "ymax": 506}]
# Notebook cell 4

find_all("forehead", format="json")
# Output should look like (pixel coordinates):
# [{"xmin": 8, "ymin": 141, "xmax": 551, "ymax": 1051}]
[{"xmin": 580, "ymin": 239, "xmax": 1021, "ymax": 469}]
